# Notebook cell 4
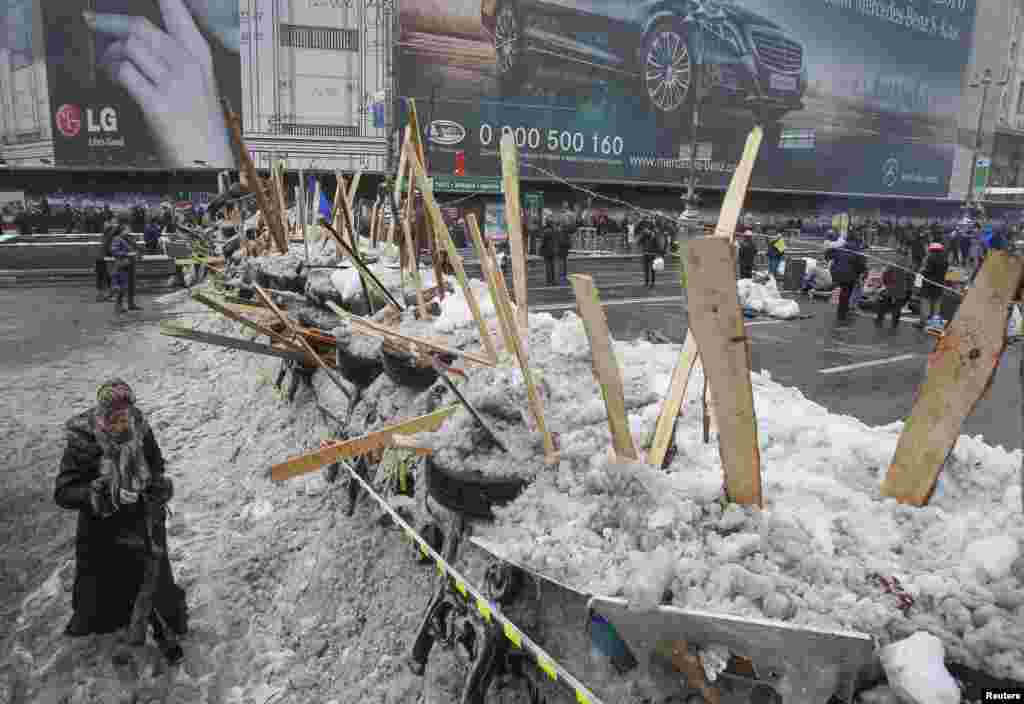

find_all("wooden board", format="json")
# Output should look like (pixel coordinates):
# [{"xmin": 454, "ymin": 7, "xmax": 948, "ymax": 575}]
[
  {"xmin": 191, "ymin": 291, "xmax": 298, "ymax": 350},
  {"xmin": 407, "ymin": 98, "xmax": 428, "ymax": 172},
  {"xmin": 399, "ymin": 136, "xmax": 429, "ymax": 318},
  {"xmin": 271, "ymin": 405, "xmax": 459, "ymax": 481},
  {"xmin": 406, "ymin": 140, "xmax": 498, "ymax": 362},
  {"xmin": 648, "ymin": 127, "xmax": 763, "ymax": 468},
  {"xmin": 468, "ymin": 214, "xmax": 557, "ymax": 464},
  {"xmin": 685, "ymin": 238, "xmax": 762, "ymax": 507},
  {"xmin": 500, "ymin": 133, "xmax": 528, "ymax": 328},
  {"xmin": 882, "ymin": 251, "xmax": 1024, "ymax": 505},
  {"xmin": 160, "ymin": 323, "xmax": 329, "ymax": 365},
  {"xmin": 325, "ymin": 301, "xmax": 494, "ymax": 367},
  {"xmin": 223, "ymin": 104, "xmax": 287, "ymax": 253},
  {"xmin": 347, "ymin": 172, "xmax": 361, "ymax": 217},
  {"xmin": 468, "ymin": 216, "xmax": 518, "ymax": 358},
  {"xmin": 570, "ymin": 275, "xmax": 639, "ymax": 461},
  {"xmin": 646, "ymin": 333, "xmax": 698, "ymax": 468}
]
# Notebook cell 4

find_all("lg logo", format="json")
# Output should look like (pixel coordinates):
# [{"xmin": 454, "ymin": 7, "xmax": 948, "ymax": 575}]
[
  {"xmin": 882, "ymin": 158, "xmax": 900, "ymax": 189},
  {"xmin": 54, "ymin": 104, "xmax": 118, "ymax": 138}
]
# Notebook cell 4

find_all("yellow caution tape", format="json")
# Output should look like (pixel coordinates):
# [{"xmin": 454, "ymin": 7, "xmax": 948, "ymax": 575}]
[
  {"xmin": 503, "ymin": 622, "xmax": 522, "ymax": 648},
  {"xmin": 537, "ymin": 656, "xmax": 557, "ymax": 681},
  {"xmin": 576, "ymin": 690, "xmax": 592, "ymax": 704},
  {"xmin": 476, "ymin": 597, "xmax": 493, "ymax": 623},
  {"xmin": 454, "ymin": 578, "xmax": 467, "ymax": 597},
  {"xmin": 404, "ymin": 528, "xmax": 415, "ymax": 543},
  {"xmin": 419, "ymin": 542, "xmax": 429, "ymax": 559}
]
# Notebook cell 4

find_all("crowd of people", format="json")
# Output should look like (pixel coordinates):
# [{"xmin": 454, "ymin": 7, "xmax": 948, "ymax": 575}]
[{"xmin": 2, "ymin": 198, "xmax": 203, "ymax": 236}]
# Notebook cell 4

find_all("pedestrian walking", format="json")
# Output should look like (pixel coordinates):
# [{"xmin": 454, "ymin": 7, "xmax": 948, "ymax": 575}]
[
  {"xmin": 827, "ymin": 233, "xmax": 867, "ymax": 323},
  {"xmin": 916, "ymin": 242, "xmax": 949, "ymax": 329},
  {"xmin": 557, "ymin": 211, "xmax": 573, "ymax": 284},
  {"xmin": 959, "ymin": 227, "xmax": 972, "ymax": 269},
  {"xmin": 638, "ymin": 219, "xmax": 665, "ymax": 289},
  {"xmin": 910, "ymin": 229, "xmax": 927, "ymax": 273},
  {"xmin": 737, "ymin": 229, "xmax": 757, "ymax": 279},
  {"xmin": 109, "ymin": 229, "xmax": 135, "ymax": 314},
  {"xmin": 55, "ymin": 379, "xmax": 186, "ymax": 661},
  {"xmin": 540, "ymin": 220, "xmax": 557, "ymax": 285},
  {"xmin": 876, "ymin": 255, "xmax": 914, "ymax": 328},
  {"xmin": 95, "ymin": 224, "xmax": 117, "ymax": 301}
]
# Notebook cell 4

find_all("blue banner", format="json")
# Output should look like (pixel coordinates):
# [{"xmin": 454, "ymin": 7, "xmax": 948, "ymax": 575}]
[{"xmin": 399, "ymin": 0, "xmax": 977, "ymax": 198}]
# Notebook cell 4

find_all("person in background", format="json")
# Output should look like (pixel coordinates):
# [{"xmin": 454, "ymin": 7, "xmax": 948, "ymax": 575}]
[
  {"xmin": 95, "ymin": 223, "xmax": 117, "ymax": 301},
  {"xmin": 638, "ymin": 218, "xmax": 665, "ymax": 289},
  {"xmin": 55, "ymin": 379, "xmax": 185, "ymax": 658},
  {"xmin": 540, "ymin": 219, "xmax": 558, "ymax": 286},
  {"xmin": 959, "ymin": 226, "xmax": 972, "ymax": 270},
  {"xmin": 876, "ymin": 254, "xmax": 914, "ymax": 328},
  {"xmin": 909, "ymin": 228, "xmax": 927, "ymax": 273},
  {"xmin": 828, "ymin": 231, "xmax": 867, "ymax": 323},
  {"xmin": 131, "ymin": 204, "xmax": 146, "ymax": 234},
  {"xmin": 557, "ymin": 207, "xmax": 574, "ymax": 284},
  {"xmin": 916, "ymin": 242, "xmax": 949, "ymax": 329},
  {"xmin": 948, "ymin": 228, "xmax": 962, "ymax": 266},
  {"xmin": 108, "ymin": 227, "xmax": 136, "ymax": 314},
  {"xmin": 766, "ymin": 229, "xmax": 786, "ymax": 281},
  {"xmin": 143, "ymin": 219, "xmax": 162, "ymax": 253},
  {"xmin": 737, "ymin": 229, "xmax": 757, "ymax": 279}
]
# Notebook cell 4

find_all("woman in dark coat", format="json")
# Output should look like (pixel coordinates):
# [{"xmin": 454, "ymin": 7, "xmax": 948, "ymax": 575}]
[{"xmin": 55, "ymin": 379, "xmax": 186, "ymax": 660}]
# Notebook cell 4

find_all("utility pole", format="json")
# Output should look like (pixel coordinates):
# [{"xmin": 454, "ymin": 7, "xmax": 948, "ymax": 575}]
[
  {"xmin": 680, "ymin": 61, "xmax": 703, "ymax": 242},
  {"xmin": 966, "ymin": 67, "xmax": 1009, "ymax": 211},
  {"xmin": 384, "ymin": 0, "xmax": 396, "ymax": 180}
]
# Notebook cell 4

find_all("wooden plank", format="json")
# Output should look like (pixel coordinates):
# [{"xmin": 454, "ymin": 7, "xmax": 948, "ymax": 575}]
[
  {"xmin": 222, "ymin": 103, "xmax": 287, "ymax": 253},
  {"xmin": 271, "ymin": 405, "xmax": 459, "ymax": 481},
  {"xmin": 468, "ymin": 214, "xmax": 557, "ymax": 464},
  {"xmin": 159, "ymin": 323, "xmax": 327, "ymax": 364},
  {"xmin": 882, "ymin": 251, "xmax": 1024, "ymax": 505},
  {"xmin": 191, "ymin": 290, "xmax": 298, "ymax": 349},
  {"xmin": 406, "ymin": 140, "xmax": 498, "ymax": 362},
  {"xmin": 569, "ymin": 275, "xmax": 639, "ymax": 461},
  {"xmin": 347, "ymin": 172, "xmax": 361, "ymax": 217},
  {"xmin": 390, "ymin": 434, "xmax": 434, "ymax": 456},
  {"xmin": 467, "ymin": 215, "xmax": 517, "ymax": 356},
  {"xmin": 500, "ymin": 133, "xmax": 529, "ymax": 329},
  {"xmin": 407, "ymin": 98, "xmax": 428, "ymax": 172},
  {"xmin": 394, "ymin": 131, "xmax": 409, "ymax": 206},
  {"xmin": 274, "ymin": 164, "xmax": 289, "ymax": 246},
  {"xmin": 646, "ymin": 334, "xmax": 698, "ymax": 468},
  {"xmin": 325, "ymin": 300, "xmax": 494, "ymax": 367},
  {"xmin": 685, "ymin": 237, "xmax": 762, "ymax": 507},
  {"xmin": 398, "ymin": 136, "xmax": 428, "ymax": 318},
  {"xmin": 648, "ymin": 127, "xmax": 763, "ymax": 468}
]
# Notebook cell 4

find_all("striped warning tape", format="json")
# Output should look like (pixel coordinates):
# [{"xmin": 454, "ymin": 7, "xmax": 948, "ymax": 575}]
[{"xmin": 339, "ymin": 458, "xmax": 605, "ymax": 704}]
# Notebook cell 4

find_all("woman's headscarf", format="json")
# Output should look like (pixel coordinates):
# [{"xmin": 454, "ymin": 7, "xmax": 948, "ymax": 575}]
[
  {"xmin": 93, "ymin": 379, "xmax": 154, "ymax": 516},
  {"xmin": 96, "ymin": 378, "xmax": 135, "ymax": 431}
]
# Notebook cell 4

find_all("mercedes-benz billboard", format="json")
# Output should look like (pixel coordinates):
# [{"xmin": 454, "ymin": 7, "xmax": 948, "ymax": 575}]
[{"xmin": 398, "ymin": 0, "xmax": 977, "ymax": 198}]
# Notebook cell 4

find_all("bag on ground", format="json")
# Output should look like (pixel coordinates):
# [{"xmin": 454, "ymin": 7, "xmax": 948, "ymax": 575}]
[
  {"xmin": 1009, "ymin": 305, "xmax": 1022, "ymax": 338},
  {"xmin": 652, "ymin": 256, "xmax": 665, "ymax": 272}
]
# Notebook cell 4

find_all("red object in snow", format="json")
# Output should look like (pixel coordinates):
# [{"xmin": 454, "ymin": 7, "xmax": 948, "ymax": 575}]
[{"xmin": 454, "ymin": 151, "xmax": 465, "ymax": 177}]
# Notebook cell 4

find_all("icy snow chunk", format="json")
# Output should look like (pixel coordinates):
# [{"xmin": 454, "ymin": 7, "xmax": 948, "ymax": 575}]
[
  {"xmin": 330, "ymin": 269, "xmax": 365, "ymax": 302},
  {"xmin": 623, "ymin": 547, "xmax": 676, "ymax": 608},
  {"xmin": 880, "ymin": 632, "xmax": 960, "ymax": 704},
  {"xmin": 700, "ymin": 644, "xmax": 731, "ymax": 682},
  {"xmin": 550, "ymin": 312, "xmax": 592, "ymax": 360},
  {"xmin": 965, "ymin": 536, "xmax": 1020, "ymax": 580}
]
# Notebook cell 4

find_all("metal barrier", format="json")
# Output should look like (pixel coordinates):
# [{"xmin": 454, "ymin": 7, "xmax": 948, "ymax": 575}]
[{"xmin": 571, "ymin": 227, "xmax": 630, "ymax": 254}]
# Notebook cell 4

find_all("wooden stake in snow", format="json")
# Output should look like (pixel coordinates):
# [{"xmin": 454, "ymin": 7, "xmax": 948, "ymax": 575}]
[
  {"xmin": 500, "ymin": 133, "xmax": 529, "ymax": 329},
  {"xmin": 347, "ymin": 171, "xmax": 361, "ymax": 216},
  {"xmin": 271, "ymin": 405, "xmax": 459, "ymax": 481},
  {"xmin": 222, "ymin": 101, "xmax": 288, "ymax": 254},
  {"xmin": 882, "ymin": 251, "xmax": 1024, "ymax": 506},
  {"xmin": 397, "ymin": 133, "xmax": 428, "ymax": 318},
  {"xmin": 647, "ymin": 127, "xmax": 763, "ymax": 468},
  {"xmin": 467, "ymin": 214, "xmax": 558, "ymax": 465},
  {"xmin": 570, "ymin": 274, "xmax": 639, "ymax": 462},
  {"xmin": 686, "ymin": 237, "xmax": 762, "ymax": 507},
  {"xmin": 407, "ymin": 141, "xmax": 498, "ymax": 362}
]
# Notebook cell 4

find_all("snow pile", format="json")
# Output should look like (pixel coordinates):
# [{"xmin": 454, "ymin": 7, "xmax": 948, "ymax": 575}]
[
  {"xmin": 430, "ymin": 278, "xmax": 498, "ymax": 334},
  {"xmin": 737, "ymin": 277, "xmax": 801, "ymax": 319},
  {"xmin": 880, "ymin": 632, "xmax": 961, "ymax": 704},
  {"xmin": 329, "ymin": 264, "xmax": 439, "ymax": 304},
  {"xmin": 465, "ymin": 311, "xmax": 1024, "ymax": 681}
]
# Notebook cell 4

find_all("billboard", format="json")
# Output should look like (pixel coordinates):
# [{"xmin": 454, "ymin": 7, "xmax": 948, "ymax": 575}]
[
  {"xmin": 398, "ymin": 0, "xmax": 977, "ymax": 198},
  {"xmin": 40, "ymin": 0, "xmax": 241, "ymax": 169}
]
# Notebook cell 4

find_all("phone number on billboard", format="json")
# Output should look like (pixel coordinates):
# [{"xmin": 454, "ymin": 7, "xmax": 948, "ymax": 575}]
[{"xmin": 479, "ymin": 124, "xmax": 624, "ymax": 156}]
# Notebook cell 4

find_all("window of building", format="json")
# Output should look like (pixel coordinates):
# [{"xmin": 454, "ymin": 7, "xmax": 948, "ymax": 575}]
[{"xmin": 280, "ymin": 24, "xmax": 359, "ymax": 51}]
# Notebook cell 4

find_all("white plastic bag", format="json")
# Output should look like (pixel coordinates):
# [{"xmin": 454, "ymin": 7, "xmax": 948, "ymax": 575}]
[
  {"xmin": 914, "ymin": 273, "xmax": 923, "ymax": 289},
  {"xmin": 1009, "ymin": 305, "xmax": 1022, "ymax": 338},
  {"xmin": 652, "ymin": 256, "xmax": 665, "ymax": 272}
]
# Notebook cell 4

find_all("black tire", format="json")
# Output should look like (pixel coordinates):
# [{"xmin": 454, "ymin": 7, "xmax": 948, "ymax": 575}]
[
  {"xmin": 425, "ymin": 455, "xmax": 528, "ymax": 521},
  {"xmin": 380, "ymin": 348, "xmax": 439, "ymax": 390},
  {"xmin": 494, "ymin": 0, "xmax": 527, "ymax": 95},
  {"xmin": 641, "ymin": 19, "xmax": 694, "ymax": 124},
  {"xmin": 335, "ymin": 338, "xmax": 384, "ymax": 387}
]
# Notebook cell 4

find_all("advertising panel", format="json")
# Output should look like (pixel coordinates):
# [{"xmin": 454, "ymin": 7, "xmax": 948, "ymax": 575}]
[
  {"xmin": 40, "ymin": 0, "xmax": 241, "ymax": 169},
  {"xmin": 399, "ymin": 0, "xmax": 977, "ymax": 198},
  {"xmin": 1, "ymin": 0, "xmax": 35, "ymax": 70}
]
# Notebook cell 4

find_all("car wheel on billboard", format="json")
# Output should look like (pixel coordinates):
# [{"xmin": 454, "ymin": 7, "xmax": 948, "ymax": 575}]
[
  {"xmin": 641, "ymin": 19, "xmax": 693, "ymax": 126},
  {"xmin": 493, "ymin": 0, "xmax": 527, "ymax": 95}
]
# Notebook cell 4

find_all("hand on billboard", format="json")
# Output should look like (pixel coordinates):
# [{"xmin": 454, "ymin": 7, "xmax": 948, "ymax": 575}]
[{"xmin": 84, "ymin": 0, "xmax": 234, "ymax": 169}]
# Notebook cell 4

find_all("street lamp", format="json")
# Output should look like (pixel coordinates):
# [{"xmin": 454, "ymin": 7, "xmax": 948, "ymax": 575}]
[
  {"xmin": 966, "ymin": 67, "xmax": 1009, "ymax": 211},
  {"xmin": 680, "ymin": 62, "xmax": 704, "ymax": 241}
]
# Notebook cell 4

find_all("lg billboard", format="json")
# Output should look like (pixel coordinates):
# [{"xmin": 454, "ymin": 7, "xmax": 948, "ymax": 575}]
[
  {"xmin": 40, "ymin": 0, "xmax": 241, "ymax": 169},
  {"xmin": 398, "ymin": 0, "xmax": 977, "ymax": 198}
]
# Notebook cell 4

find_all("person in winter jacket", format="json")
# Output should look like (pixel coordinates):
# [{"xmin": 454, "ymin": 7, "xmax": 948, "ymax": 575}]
[
  {"xmin": 766, "ymin": 231, "xmax": 785, "ymax": 280},
  {"xmin": 557, "ymin": 211, "xmax": 574, "ymax": 284},
  {"xmin": 539, "ymin": 221, "xmax": 558, "ymax": 285},
  {"xmin": 828, "ymin": 233, "xmax": 867, "ymax": 322},
  {"xmin": 910, "ymin": 229, "xmax": 927, "ymax": 272},
  {"xmin": 876, "ymin": 255, "xmax": 914, "ymax": 328},
  {"xmin": 55, "ymin": 379, "xmax": 185, "ymax": 658},
  {"xmin": 916, "ymin": 242, "xmax": 949, "ymax": 328},
  {"xmin": 95, "ymin": 224, "xmax": 117, "ymax": 301},
  {"xmin": 638, "ymin": 219, "xmax": 665, "ymax": 288},
  {"xmin": 109, "ymin": 228, "xmax": 137, "ymax": 314},
  {"xmin": 737, "ymin": 230, "xmax": 757, "ymax": 279}
]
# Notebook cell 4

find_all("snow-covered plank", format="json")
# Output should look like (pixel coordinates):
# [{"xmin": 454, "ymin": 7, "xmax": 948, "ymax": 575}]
[
  {"xmin": 685, "ymin": 237, "xmax": 762, "ymax": 507},
  {"xmin": 398, "ymin": 133, "xmax": 429, "ymax": 319},
  {"xmin": 271, "ymin": 405, "xmax": 459, "ymax": 481},
  {"xmin": 647, "ymin": 334, "xmax": 698, "ymax": 468},
  {"xmin": 882, "ymin": 251, "xmax": 1024, "ymax": 506},
  {"xmin": 500, "ymin": 133, "xmax": 529, "ymax": 329},
  {"xmin": 569, "ymin": 274, "xmax": 639, "ymax": 462}
]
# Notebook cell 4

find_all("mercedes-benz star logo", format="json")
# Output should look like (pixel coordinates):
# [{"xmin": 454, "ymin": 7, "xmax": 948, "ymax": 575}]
[{"xmin": 883, "ymin": 158, "xmax": 900, "ymax": 188}]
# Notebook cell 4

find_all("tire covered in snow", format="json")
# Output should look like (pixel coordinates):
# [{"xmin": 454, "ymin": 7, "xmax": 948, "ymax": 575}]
[
  {"xmin": 425, "ymin": 455, "xmax": 528, "ymax": 521},
  {"xmin": 380, "ymin": 348, "xmax": 441, "ymax": 390},
  {"xmin": 333, "ymin": 325, "xmax": 384, "ymax": 387}
]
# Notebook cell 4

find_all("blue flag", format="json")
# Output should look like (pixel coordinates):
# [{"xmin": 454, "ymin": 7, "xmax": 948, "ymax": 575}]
[{"xmin": 319, "ymin": 187, "xmax": 332, "ymax": 221}]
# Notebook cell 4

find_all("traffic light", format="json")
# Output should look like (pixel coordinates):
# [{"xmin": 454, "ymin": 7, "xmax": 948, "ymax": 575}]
[{"xmin": 454, "ymin": 150, "xmax": 465, "ymax": 177}]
